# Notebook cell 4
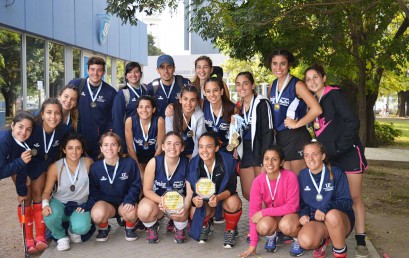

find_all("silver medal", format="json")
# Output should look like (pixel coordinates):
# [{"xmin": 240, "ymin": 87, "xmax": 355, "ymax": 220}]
[{"xmin": 316, "ymin": 194, "xmax": 323, "ymax": 202}]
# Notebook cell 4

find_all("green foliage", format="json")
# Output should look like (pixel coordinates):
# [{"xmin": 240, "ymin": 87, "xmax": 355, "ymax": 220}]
[
  {"xmin": 148, "ymin": 34, "xmax": 164, "ymax": 56},
  {"xmin": 105, "ymin": 0, "xmax": 180, "ymax": 26},
  {"xmin": 375, "ymin": 121, "xmax": 403, "ymax": 145}
]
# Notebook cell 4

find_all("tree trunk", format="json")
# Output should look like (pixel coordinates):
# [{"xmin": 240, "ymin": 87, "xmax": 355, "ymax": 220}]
[{"xmin": 366, "ymin": 90, "xmax": 378, "ymax": 147}]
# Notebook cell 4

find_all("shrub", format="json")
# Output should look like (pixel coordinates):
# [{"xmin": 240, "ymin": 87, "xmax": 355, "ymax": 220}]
[{"xmin": 375, "ymin": 121, "xmax": 403, "ymax": 146}]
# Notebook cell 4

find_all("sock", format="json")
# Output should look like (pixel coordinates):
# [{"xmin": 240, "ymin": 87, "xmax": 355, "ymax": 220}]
[
  {"xmin": 267, "ymin": 231, "xmax": 277, "ymax": 239},
  {"xmin": 333, "ymin": 245, "xmax": 347, "ymax": 254},
  {"xmin": 18, "ymin": 205, "xmax": 34, "ymax": 241},
  {"xmin": 224, "ymin": 209, "xmax": 242, "ymax": 231},
  {"xmin": 125, "ymin": 221, "xmax": 136, "ymax": 229},
  {"xmin": 98, "ymin": 222, "xmax": 109, "ymax": 229},
  {"xmin": 355, "ymin": 233, "xmax": 367, "ymax": 246},
  {"xmin": 174, "ymin": 220, "xmax": 188, "ymax": 230},
  {"xmin": 203, "ymin": 215, "xmax": 210, "ymax": 227},
  {"xmin": 32, "ymin": 203, "xmax": 46, "ymax": 240},
  {"xmin": 143, "ymin": 220, "xmax": 156, "ymax": 228}
]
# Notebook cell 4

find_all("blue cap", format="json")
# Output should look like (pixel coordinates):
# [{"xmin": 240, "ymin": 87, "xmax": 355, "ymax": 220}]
[{"xmin": 157, "ymin": 54, "xmax": 174, "ymax": 68}]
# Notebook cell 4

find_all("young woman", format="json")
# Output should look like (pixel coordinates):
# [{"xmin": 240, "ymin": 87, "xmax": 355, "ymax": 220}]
[
  {"xmin": 188, "ymin": 132, "xmax": 242, "ymax": 248},
  {"xmin": 240, "ymin": 147, "xmax": 302, "ymax": 257},
  {"xmin": 58, "ymin": 84, "xmax": 80, "ymax": 131},
  {"xmin": 298, "ymin": 141, "xmax": 354, "ymax": 258},
  {"xmin": 137, "ymin": 132, "xmax": 192, "ymax": 244},
  {"xmin": 192, "ymin": 55, "xmax": 230, "ymax": 99},
  {"xmin": 87, "ymin": 132, "xmax": 142, "ymax": 242},
  {"xmin": 41, "ymin": 133, "xmax": 94, "ymax": 251},
  {"xmin": 165, "ymin": 85, "xmax": 206, "ymax": 159},
  {"xmin": 234, "ymin": 72, "xmax": 275, "ymax": 201},
  {"xmin": 268, "ymin": 49, "xmax": 322, "ymax": 174},
  {"xmin": 202, "ymin": 77, "xmax": 237, "ymax": 153},
  {"xmin": 113, "ymin": 62, "xmax": 149, "ymax": 153},
  {"xmin": 304, "ymin": 64, "xmax": 368, "ymax": 257},
  {"xmin": 125, "ymin": 96, "xmax": 165, "ymax": 177},
  {"xmin": 0, "ymin": 111, "xmax": 35, "ymax": 253}
]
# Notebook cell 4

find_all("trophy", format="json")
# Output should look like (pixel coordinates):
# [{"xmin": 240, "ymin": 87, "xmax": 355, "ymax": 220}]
[
  {"xmin": 195, "ymin": 178, "xmax": 216, "ymax": 200},
  {"xmin": 226, "ymin": 114, "xmax": 244, "ymax": 150},
  {"xmin": 162, "ymin": 191, "xmax": 184, "ymax": 214}
]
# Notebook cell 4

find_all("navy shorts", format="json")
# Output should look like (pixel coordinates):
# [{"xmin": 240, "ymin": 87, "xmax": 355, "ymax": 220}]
[
  {"xmin": 276, "ymin": 127, "xmax": 311, "ymax": 161},
  {"xmin": 240, "ymin": 140, "xmax": 257, "ymax": 168}
]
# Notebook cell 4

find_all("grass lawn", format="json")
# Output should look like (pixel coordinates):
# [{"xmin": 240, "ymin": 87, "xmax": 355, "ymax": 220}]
[{"xmin": 376, "ymin": 116, "xmax": 409, "ymax": 148}]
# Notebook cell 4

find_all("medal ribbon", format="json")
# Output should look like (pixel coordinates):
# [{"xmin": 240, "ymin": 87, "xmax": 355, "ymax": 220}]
[
  {"xmin": 243, "ymin": 95, "xmax": 255, "ymax": 126},
  {"xmin": 308, "ymin": 164, "xmax": 326, "ymax": 196},
  {"xmin": 127, "ymin": 83, "xmax": 143, "ymax": 99},
  {"xmin": 139, "ymin": 119, "xmax": 151, "ymax": 143},
  {"xmin": 210, "ymin": 104, "xmax": 222, "ymax": 130},
  {"xmin": 103, "ymin": 159, "xmax": 119, "ymax": 185},
  {"xmin": 66, "ymin": 112, "xmax": 71, "ymax": 126},
  {"xmin": 63, "ymin": 158, "xmax": 80, "ymax": 188},
  {"xmin": 87, "ymin": 78, "xmax": 103, "ymax": 103},
  {"xmin": 274, "ymin": 73, "xmax": 291, "ymax": 106},
  {"xmin": 313, "ymin": 91, "xmax": 324, "ymax": 126},
  {"xmin": 12, "ymin": 136, "xmax": 30, "ymax": 150},
  {"xmin": 160, "ymin": 76, "xmax": 176, "ymax": 100},
  {"xmin": 164, "ymin": 157, "xmax": 181, "ymax": 181},
  {"xmin": 203, "ymin": 159, "xmax": 216, "ymax": 181},
  {"xmin": 265, "ymin": 171, "xmax": 281, "ymax": 204},
  {"xmin": 43, "ymin": 128, "xmax": 56, "ymax": 156},
  {"xmin": 183, "ymin": 113, "xmax": 193, "ymax": 131}
]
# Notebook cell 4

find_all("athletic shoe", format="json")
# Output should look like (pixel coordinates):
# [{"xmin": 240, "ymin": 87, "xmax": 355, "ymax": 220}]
[
  {"xmin": 26, "ymin": 239, "xmax": 38, "ymax": 254},
  {"xmin": 68, "ymin": 229, "xmax": 82, "ymax": 243},
  {"xmin": 214, "ymin": 216, "xmax": 225, "ymax": 224},
  {"xmin": 234, "ymin": 226, "xmax": 239, "ymax": 237},
  {"xmin": 355, "ymin": 245, "xmax": 369, "ymax": 258},
  {"xmin": 223, "ymin": 230, "xmax": 236, "ymax": 248},
  {"xmin": 265, "ymin": 235, "xmax": 277, "ymax": 252},
  {"xmin": 166, "ymin": 219, "xmax": 175, "ymax": 232},
  {"xmin": 198, "ymin": 223, "xmax": 212, "ymax": 243},
  {"xmin": 96, "ymin": 225, "xmax": 111, "ymax": 242},
  {"xmin": 56, "ymin": 237, "xmax": 70, "ymax": 251},
  {"xmin": 174, "ymin": 227, "xmax": 187, "ymax": 244},
  {"xmin": 246, "ymin": 233, "xmax": 251, "ymax": 243},
  {"xmin": 208, "ymin": 218, "xmax": 214, "ymax": 235},
  {"xmin": 313, "ymin": 238, "xmax": 331, "ymax": 258},
  {"xmin": 135, "ymin": 220, "xmax": 146, "ymax": 232},
  {"xmin": 35, "ymin": 236, "xmax": 48, "ymax": 252},
  {"xmin": 276, "ymin": 232, "xmax": 293, "ymax": 245},
  {"xmin": 116, "ymin": 216, "xmax": 125, "ymax": 227},
  {"xmin": 290, "ymin": 238, "xmax": 304, "ymax": 256},
  {"xmin": 124, "ymin": 227, "xmax": 138, "ymax": 241},
  {"xmin": 334, "ymin": 251, "xmax": 347, "ymax": 258},
  {"xmin": 146, "ymin": 222, "xmax": 160, "ymax": 243}
]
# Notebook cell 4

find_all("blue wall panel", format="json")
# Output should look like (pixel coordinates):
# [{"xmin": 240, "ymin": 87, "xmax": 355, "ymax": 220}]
[
  {"xmin": 107, "ymin": 18, "xmax": 120, "ymax": 58},
  {"xmin": 25, "ymin": 0, "xmax": 53, "ymax": 38},
  {"xmin": 0, "ymin": 0, "xmax": 25, "ymax": 30},
  {"xmin": 53, "ymin": 0, "xmax": 75, "ymax": 45},
  {"xmin": 119, "ymin": 24, "xmax": 131, "ymax": 59},
  {"xmin": 74, "ymin": 0, "xmax": 93, "ymax": 50},
  {"xmin": 91, "ymin": 0, "xmax": 108, "ymax": 54},
  {"xmin": 139, "ymin": 24, "xmax": 148, "ymax": 64}
]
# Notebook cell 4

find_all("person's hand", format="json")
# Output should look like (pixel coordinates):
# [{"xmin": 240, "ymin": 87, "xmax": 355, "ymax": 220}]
[
  {"xmin": 42, "ymin": 206, "xmax": 52, "ymax": 217},
  {"xmin": 299, "ymin": 215, "xmax": 310, "ymax": 225},
  {"xmin": 208, "ymin": 195, "xmax": 218, "ymax": 207},
  {"xmin": 21, "ymin": 150, "xmax": 32, "ymax": 164},
  {"xmin": 251, "ymin": 211, "xmax": 263, "ymax": 224},
  {"xmin": 17, "ymin": 195, "xmax": 27, "ymax": 203},
  {"xmin": 76, "ymin": 207, "xmax": 85, "ymax": 213},
  {"xmin": 239, "ymin": 246, "xmax": 257, "ymax": 257},
  {"xmin": 314, "ymin": 209, "xmax": 326, "ymax": 221},
  {"xmin": 165, "ymin": 104, "xmax": 175, "ymax": 117},
  {"xmin": 284, "ymin": 117, "xmax": 298, "ymax": 129},
  {"xmin": 123, "ymin": 203, "xmax": 135, "ymax": 213},
  {"xmin": 193, "ymin": 196, "xmax": 204, "ymax": 208}
]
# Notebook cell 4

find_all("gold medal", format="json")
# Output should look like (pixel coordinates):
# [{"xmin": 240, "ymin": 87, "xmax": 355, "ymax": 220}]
[
  {"xmin": 313, "ymin": 122, "xmax": 320, "ymax": 130},
  {"xmin": 231, "ymin": 138, "xmax": 239, "ymax": 147},
  {"xmin": 187, "ymin": 130, "xmax": 194, "ymax": 138},
  {"xmin": 226, "ymin": 144, "xmax": 234, "ymax": 152},
  {"xmin": 30, "ymin": 149, "xmax": 37, "ymax": 157},
  {"xmin": 232, "ymin": 132, "xmax": 239, "ymax": 140},
  {"xmin": 274, "ymin": 103, "xmax": 280, "ymax": 110},
  {"xmin": 90, "ymin": 102, "xmax": 97, "ymax": 108}
]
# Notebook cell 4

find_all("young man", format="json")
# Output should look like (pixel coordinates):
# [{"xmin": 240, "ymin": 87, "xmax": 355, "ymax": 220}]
[
  {"xmin": 147, "ymin": 54, "xmax": 191, "ymax": 117},
  {"xmin": 69, "ymin": 56, "xmax": 117, "ymax": 160}
]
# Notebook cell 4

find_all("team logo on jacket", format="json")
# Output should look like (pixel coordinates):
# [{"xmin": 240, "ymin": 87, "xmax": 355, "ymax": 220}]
[
  {"xmin": 304, "ymin": 186, "xmax": 311, "ymax": 191},
  {"xmin": 52, "ymin": 140, "xmax": 60, "ymax": 147},
  {"xmin": 81, "ymin": 92, "xmax": 86, "ymax": 96},
  {"xmin": 323, "ymin": 183, "xmax": 334, "ymax": 192},
  {"xmin": 173, "ymin": 181, "xmax": 184, "ymax": 189},
  {"xmin": 97, "ymin": 96, "xmax": 105, "ymax": 103},
  {"xmin": 34, "ymin": 143, "xmax": 40, "ymax": 148},
  {"xmin": 119, "ymin": 173, "xmax": 128, "ymax": 180},
  {"xmin": 219, "ymin": 123, "xmax": 229, "ymax": 131},
  {"xmin": 101, "ymin": 176, "xmax": 107, "ymax": 181},
  {"xmin": 158, "ymin": 96, "xmax": 164, "ymax": 100},
  {"xmin": 131, "ymin": 97, "xmax": 136, "ymax": 102}
]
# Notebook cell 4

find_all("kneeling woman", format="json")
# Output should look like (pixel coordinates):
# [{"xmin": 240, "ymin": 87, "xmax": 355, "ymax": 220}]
[
  {"xmin": 137, "ymin": 132, "xmax": 192, "ymax": 244},
  {"xmin": 240, "ymin": 147, "xmax": 302, "ymax": 258},
  {"xmin": 87, "ymin": 132, "xmax": 142, "ymax": 242},
  {"xmin": 188, "ymin": 132, "xmax": 242, "ymax": 248},
  {"xmin": 42, "ymin": 133, "xmax": 94, "ymax": 251},
  {"xmin": 297, "ymin": 141, "xmax": 354, "ymax": 258}
]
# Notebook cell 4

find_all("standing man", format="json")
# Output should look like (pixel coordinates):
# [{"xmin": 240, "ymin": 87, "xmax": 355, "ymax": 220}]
[
  {"xmin": 147, "ymin": 54, "xmax": 191, "ymax": 117},
  {"xmin": 69, "ymin": 56, "xmax": 117, "ymax": 160}
]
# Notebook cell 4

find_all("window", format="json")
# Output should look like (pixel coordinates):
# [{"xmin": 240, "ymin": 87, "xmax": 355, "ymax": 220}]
[
  {"xmin": 49, "ymin": 42, "xmax": 64, "ymax": 98},
  {"xmin": 26, "ymin": 36, "xmax": 45, "ymax": 110}
]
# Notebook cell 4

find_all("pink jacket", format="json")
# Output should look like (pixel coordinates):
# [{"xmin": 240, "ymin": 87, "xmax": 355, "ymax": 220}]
[{"xmin": 248, "ymin": 169, "xmax": 300, "ymax": 247}]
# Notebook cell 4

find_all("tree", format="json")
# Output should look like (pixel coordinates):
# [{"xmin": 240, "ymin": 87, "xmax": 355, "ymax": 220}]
[
  {"xmin": 188, "ymin": 0, "xmax": 409, "ymax": 147},
  {"xmin": 148, "ymin": 34, "xmax": 164, "ymax": 56}
]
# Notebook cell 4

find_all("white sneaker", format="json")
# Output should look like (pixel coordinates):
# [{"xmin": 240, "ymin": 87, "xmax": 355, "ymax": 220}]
[
  {"xmin": 57, "ymin": 237, "xmax": 70, "ymax": 251},
  {"xmin": 69, "ymin": 229, "xmax": 82, "ymax": 243}
]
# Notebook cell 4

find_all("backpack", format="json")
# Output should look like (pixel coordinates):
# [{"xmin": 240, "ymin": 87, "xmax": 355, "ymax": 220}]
[
  {"xmin": 121, "ymin": 84, "xmax": 148, "ymax": 107},
  {"xmin": 152, "ymin": 75, "xmax": 184, "ymax": 96}
]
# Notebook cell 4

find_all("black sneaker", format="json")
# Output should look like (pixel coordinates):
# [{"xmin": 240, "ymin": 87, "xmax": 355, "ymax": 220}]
[
  {"xmin": 96, "ymin": 225, "xmax": 111, "ymax": 242},
  {"xmin": 223, "ymin": 230, "xmax": 236, "ymax": 248},
  {"xmin": 276, "ymin": 232, "xmax": 293, "ymax": 245},
  {"xmin": 174, "ymin": 227, "xmax": 187, "ymax": 244},
  {"xmin": 124, "ymin": 227, "xmax": 138, "ymax": 241},
  {"xmin": 198, "ymin": 223, "xmax": 211, "ymax": 243},
  {"xmin": 146, "ymin": 222, "xmax": 160, "ymax": 244},
  {"xmin": 135, "ymin": 220, "xmax": 146, "ymax": 232}
]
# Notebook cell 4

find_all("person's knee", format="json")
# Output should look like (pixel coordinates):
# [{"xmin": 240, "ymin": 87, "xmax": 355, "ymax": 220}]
[
  {"xmin": 223, "ymin": 196, "xmax": 242, "ymax": 212},
  {"xmin": 256, "ymin": 220, "xmax": 275, "ymax": 236},
  {"xmin": 325, "ymin": 210, "xmax": 342, "ymax": 228},
  {"xmin": 298, "ymin": 232, "xmax": 314, "ymax": 250},
  {"xmin": 137, "ymin": 203, "xmax": 154, "ymax": 221},
  {"xmin": 279, "ymin": 220, "xmax": 295, "ymax": 236},
  {"xmin": 71, "ymin": 219, "xmax": 91, "ymax": 235},
  {"xmin": 91, "ymin": 207, "xmax": 108, "ymax": 223}
]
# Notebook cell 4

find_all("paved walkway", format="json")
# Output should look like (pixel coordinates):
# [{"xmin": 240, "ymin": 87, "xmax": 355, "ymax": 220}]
[{"xmin": 365, "ymin": 147, "xmax": 409, "ymax": 168}]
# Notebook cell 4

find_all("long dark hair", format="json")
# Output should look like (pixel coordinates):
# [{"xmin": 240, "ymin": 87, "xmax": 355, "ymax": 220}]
[
  {"xmin": 12, "ymin": 110, "xmax": 35, "ymax": 128},
  {"xmin": 58, "ymin": 132, "xmax": 87, "ymax": 159},
  {"xmin": 172, "ymin": 85, "xmax": 200, "ymax": 136},
  {"xmin": 135, "ymin": 95, "xmax": 157, "ymax": 118},
  {"xmin": 204, "ymin": 77, "xmax": 234, "ymax": 124}
]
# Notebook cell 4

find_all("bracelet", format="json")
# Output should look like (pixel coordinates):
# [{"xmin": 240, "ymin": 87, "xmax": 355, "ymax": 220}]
[{"xmin": 42, "ymin": 199, "xmax": 50, "ymax": 208}]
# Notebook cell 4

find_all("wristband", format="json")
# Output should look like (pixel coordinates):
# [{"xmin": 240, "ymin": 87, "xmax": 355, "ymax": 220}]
[{"xmin": 42, "ymin": 199, "xmax": 50, "ymax": 208}]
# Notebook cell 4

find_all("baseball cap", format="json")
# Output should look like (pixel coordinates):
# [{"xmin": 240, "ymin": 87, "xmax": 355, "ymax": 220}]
[{"xmin": 157, "ymin": 54, "xmax": 175, "ymax": 68}]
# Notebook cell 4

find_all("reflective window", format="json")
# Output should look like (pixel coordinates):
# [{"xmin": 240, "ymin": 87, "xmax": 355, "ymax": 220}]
[
  {"xmin": 106, "ymin": 57, "xmax": 112, "ymax": 85},
  {"xmin": 26, "ymin": 36, "xmax": 45, "ymax": 110},
  {"xmin": 116, "ymin": 59, "xmax": 124, "ymax": 87},
  {"xmin": 49, "ymin": 42, "xmax": 64, "ymax": 98},
  {"xmin": 73, "ymin": 48, "xmax": 81, "ymax": 79},
  {"xmin": 0, "ymin": 28, "xmax": 22, "ymax": 117}
]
